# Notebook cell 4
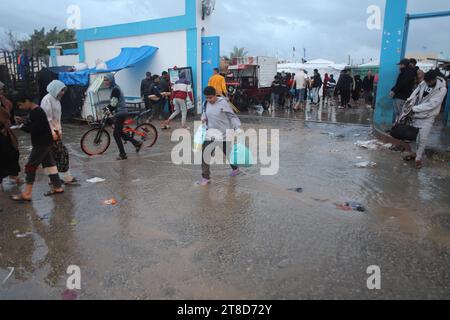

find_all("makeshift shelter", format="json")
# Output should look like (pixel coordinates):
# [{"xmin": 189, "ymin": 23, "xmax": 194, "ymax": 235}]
[
  {"xmin": 278, "ymin": 59, "xmax": 349, "ymax": 79},
  {"xmin": 59, "ymin": 46, "xmax": 158, "ymax": 86}
]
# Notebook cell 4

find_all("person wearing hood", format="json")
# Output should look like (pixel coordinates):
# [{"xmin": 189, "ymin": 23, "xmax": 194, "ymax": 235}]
[
  {"xmin": 103, "ymin": 74, "xmax": 143, "ymax": 161},
  {"xmin": 402, "ymin": 70, "xmax": 447, "ymax": 169},
  {"xmin": 41, "ymin": 80, "xmax": 77, "ymax": 185},
  {"xmin": 336, "ymin": 69, "xmax": 353, "ymax": 109},
  {"xmin": 390, "ymin": 58, "xmax": 417, "ymax": 122},
  {"xmin": 0, "ymin": 81, "xmax": 21, "ymax": 190}
]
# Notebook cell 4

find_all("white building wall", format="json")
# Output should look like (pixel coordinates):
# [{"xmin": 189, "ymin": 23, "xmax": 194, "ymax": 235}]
[
  {"xmin": 84, "ymin": 30, "xmax": 187, "ymax": 97},
  {"xmin": 54, "ymin": 55, "xmax": 80, "ymax": 67}
]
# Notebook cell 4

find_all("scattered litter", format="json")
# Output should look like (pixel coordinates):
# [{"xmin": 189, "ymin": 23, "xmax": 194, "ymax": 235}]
[
  {"xmin": 336, "ymin": 134, "xmax": 345, "ymax": 138},
  {"xmin": 13, "ymin": 230, "xmax": 19, "ymax": 235},
  {"xmin": 104, "ymin": 198, "xmax": 117, "ymax": 206},
  {"xmin": 62, "ymin": 289, "xmax": 78, "ymax": 300},
  {"xmin": 356, "ymin": 156, "xmax": 363, "ymax": 160},
  {"xmin": 16, "ymin": 232, "xmax": 33, "ymax": 238},
  {"xmin": 86, "ymin": 177, "xmax": 105, "ymax": 184},
  {"xmin": 70, "ymin": 219, "xmax": 78, "ymax": 226},
  {"xmin": 355, "ymin": 140, "xmax": 393, "ymax": 150},
  {"xmin": 255, "ymin": 105, "xmax": 264, "ymax": 115},
  {"xmin": 354, "ymin": 134, "xmax": 361, "ymax": 137},
  {"xmin": 355, "ymin": 161, "xmax": 377, "ymax": 168},
  {"xmin": 355, "ymin": 140, "xmax": 379, "ymax": 150},
  {"xmin": 336, "ymin": 202, "xmax": 367, "ymax": 212},
  {"xmin": 277, "ymin": 259, "xmax": 290, "ymax": 269},
  {"xmin": 288, "ymin": 188, "xmax": 303, "ymax": 193},
  {"xmin": 132, "ymin": 179, "xmax": 141, "ymax": 183},
  {"xmin": 2, "ymin": 267, "xmax": 14, "ymax": 284}
]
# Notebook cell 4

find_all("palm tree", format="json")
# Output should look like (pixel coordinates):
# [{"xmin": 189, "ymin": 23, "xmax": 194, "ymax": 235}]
[{"xmin": 229, "ymin": 46, "xmax": 248, "ymax": 60}]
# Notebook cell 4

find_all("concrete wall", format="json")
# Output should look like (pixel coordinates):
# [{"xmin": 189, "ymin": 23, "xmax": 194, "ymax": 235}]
[
  {"xmin": 83, "ymin": 31, "xmax": 187, "ymax": 98},
  {"xmin": 55, "ymin": 55, "xmax": 80, "ymax": 67}
]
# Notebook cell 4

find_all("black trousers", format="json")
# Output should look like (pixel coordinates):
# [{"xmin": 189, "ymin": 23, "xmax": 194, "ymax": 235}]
[
  {"xmin": 25, "ymin": 144, "xmax": 61, "ymax": 187},
  {"xmin": 114, "ymin": 112, "xmax": 140, "ymax": 156},
  {"xmin": 202, "ymin": 140, "xmax": 238, "ymax": 180},
  {"xmin": 340, "ymin": 90, "xmax": 351, "ymax": 107}
]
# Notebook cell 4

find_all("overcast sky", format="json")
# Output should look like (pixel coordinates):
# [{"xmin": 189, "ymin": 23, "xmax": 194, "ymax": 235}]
[{"xmin": 1, "ymin": 0, "xmax": 449, "ymax": 63}]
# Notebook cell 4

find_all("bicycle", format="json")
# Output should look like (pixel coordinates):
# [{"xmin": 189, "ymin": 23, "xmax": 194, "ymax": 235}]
[{"xmin": 80, "ymin": 107, "xmax": 158, "ymax": 156}]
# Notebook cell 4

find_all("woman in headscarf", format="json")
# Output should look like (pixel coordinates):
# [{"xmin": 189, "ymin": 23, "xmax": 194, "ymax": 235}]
[
  {"xmin": 0, "ymin": 81, "xmax": 21, "ymax": 190},
  {"xmin": 103, "ymin": 74, "xmax": 143, "ymax": 160},
  {"xmin": 41, "ymin": 80, "xmax": 77, "ymax": 185}
]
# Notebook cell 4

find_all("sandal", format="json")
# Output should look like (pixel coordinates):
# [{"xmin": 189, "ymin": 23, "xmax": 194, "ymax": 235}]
[
  {"xmin": 11, "ymin": 194, "xmax": 32, "ymax": 202},
  {"xmin": 44, "ymin": 189, "xmax": 65, "ymax": 197}
]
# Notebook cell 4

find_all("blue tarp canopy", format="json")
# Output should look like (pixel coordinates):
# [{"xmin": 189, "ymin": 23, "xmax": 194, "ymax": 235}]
[{"xmin": 59, "ymin": 46, "xmax": 158, "ymax": 86}]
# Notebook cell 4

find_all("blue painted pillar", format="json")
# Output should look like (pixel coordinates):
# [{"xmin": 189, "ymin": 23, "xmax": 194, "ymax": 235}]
[
  {"xmin": 201, "ymin": 36, "xmax": 220, "ymax": 92},
  {"xmin": 374, "ymin": 0, "xmax": 408, "ymax": 131}
]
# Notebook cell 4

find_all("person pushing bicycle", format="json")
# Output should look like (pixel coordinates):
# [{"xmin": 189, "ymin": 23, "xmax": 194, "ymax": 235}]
[{"xmin": 103, "ymin": 74, "xmax": 143, "ymax": 161}]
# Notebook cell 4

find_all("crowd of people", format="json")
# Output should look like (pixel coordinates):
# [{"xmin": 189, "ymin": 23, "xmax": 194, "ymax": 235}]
[{"xmin": 269, "ymin": 68, "xmax": 378, "ymax": 112}]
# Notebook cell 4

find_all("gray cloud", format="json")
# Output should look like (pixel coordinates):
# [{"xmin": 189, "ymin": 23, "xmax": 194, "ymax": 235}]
[{"xmin": 1, "ymin": 0, "xmax": 449, "ymax": 63}]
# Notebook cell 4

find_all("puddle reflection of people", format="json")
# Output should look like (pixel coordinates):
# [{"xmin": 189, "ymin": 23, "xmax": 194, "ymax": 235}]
[{"xmin": 12, "ymin": 93, "xmax": 64, "ymax": 201}]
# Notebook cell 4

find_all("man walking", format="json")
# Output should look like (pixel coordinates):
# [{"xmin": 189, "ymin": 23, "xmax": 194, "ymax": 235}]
[
  {"xmin": 208, "ymin": 68, "xmax": 228, "ymax": 97},
  {"xmin": 293, "ymin": 69, "xmax": 307, "ymax": 110},
  {"xmin": 362, "ymin": 71, "xmax": 375, "ymax": 108},
  {"xmin": 311, "ymin": 69, "xmax": 323, "ymax": 105}
]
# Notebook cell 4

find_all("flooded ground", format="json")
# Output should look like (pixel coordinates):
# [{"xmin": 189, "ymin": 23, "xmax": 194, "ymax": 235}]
[{"xmin": 0, "ymin": 118, "xmax": 449, "ymax": 300}]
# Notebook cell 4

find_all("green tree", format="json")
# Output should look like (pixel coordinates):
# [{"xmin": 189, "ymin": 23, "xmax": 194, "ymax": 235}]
[
  {"xmin": 17, "ymin": 27, "xmax": 76, "ymax": 56},
  {"xmin": 229, "ymin": 46, "xmax": 248, "ymax": 60}
]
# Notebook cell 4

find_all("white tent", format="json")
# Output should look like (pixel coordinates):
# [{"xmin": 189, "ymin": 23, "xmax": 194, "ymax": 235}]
[
  {"xmin": 359, "ymin": 59, "xmax": 435, "ymax": 72},
  {"xmin": 278, "ymin": 59, "xmax": 349, "ymax": 79}
]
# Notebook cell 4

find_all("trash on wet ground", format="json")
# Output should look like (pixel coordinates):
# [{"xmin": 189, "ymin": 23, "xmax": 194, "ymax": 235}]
[
  {"xmin": 355, "ymin": 161, "xmax": 377, "ymax": 168},
  {"xmin": 336, "ymin": 202, "xmax": 367, "ymax": 212},
  {"xmin": 132, "ymin": 179, "xmax": 141, "ymax": 183},
  {"xmin": 86, "ymin": 177, "xmax": 106, "ymax": 184},
  {"xmin": 2, "ymin": 267, "xmax": 14, "ymax": 284},
  {"xmin": 288, "ymin": 188, "xmax": 303, "ymax": 193},
  {"xmin": 70, "ymin": 219, "xmax": 78, "ymax": 226},
  {"xmin": 16, "ymin": 232, "xmax": 33, "ymax": 238},
  {"xmin": 277, "ymin": 259, "xmax": 290, "ymax": 269},
  {"xmin": 354, "ymin": 134, "xmax": 361, "ymax": 137},
  {"xmin": 39, "ymin": 214, "xmax": 50, "ymax": 221},
  {"xmin": 355, "ymin": 140, "xmax": 392, "ymax": 150},
  {"xmin": 356, "ymin": 156, "xmax": 363, "ymax": 160},
  {"xmin": 62, "ymin": 290, "xmax": 78, "ymax": 300},
  {"xmin": 104, "ymin": 198, "xmax": 118, "ymax": 205}
]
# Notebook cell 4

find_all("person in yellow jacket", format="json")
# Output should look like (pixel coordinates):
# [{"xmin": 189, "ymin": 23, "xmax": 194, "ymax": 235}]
[{"xmin": 208, "ymin": 68, "xmax": 228, "ymax": 97}]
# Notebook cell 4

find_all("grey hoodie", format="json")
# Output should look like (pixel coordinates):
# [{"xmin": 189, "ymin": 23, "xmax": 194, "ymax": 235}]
[
  {"xmin": 201, "ymin": 97, "xmax": 241, "ymax": 141},
  {"xmin": 407, "ymin": 77, "xmax": 448, "ymax": 120}
]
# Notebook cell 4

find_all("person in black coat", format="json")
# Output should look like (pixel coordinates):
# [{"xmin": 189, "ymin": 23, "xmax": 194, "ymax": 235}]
[
  {"xmin": 352, "ymin": 75, "xmax": 363, "ymax": 102},
  {"xmin": 390, "ymin": 58, "xmax": 417, "ymax": 122},
  {"xmin": 336, "ymin": 69, "xmax": 353, "ymax": 109}
]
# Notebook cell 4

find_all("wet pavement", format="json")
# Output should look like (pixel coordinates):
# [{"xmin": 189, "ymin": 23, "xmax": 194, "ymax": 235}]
[{"xmin": 0, "ymin": 118, "xmax": 449, "ymax": 300}]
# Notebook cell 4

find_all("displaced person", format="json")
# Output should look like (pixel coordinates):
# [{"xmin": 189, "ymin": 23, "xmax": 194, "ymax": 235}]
[
  {"xmin": 311, "ymin": 69, "xmax": 323, "ymax": 105},
  {"xmin": 390, "ymin": 58, "xmax": 416, "ymax": 122},
  {"xmin": 352, "ymin": 75, "xmax": 363, "ymax": 102},
  {"xmin": 103, "ymin": 74, "xmax": 143, "ymax": 161},
  {"xmin": 159, "ymin": 71, "xmax": 172, "ymax": 115},
  {"xmin": 336, "ymin": 69, "xmax": 353, "ymax": 109},
  {"xmin": 163, "ymin": 72, "xmax": 193, "ymax": 129},
  {"xmin": 293, "ymin": 69, "xmax": 307, "ymax": 110},
  {"xmin": 12, "ymin": 93, "xmax": 64, "ymax": 201},
  {"xmin": 362, "ymin": 71, "xmax": 375, "ymax": 107},
  {"xmin": 208, "ymin": 68, "xmax": 228, "ymax": 97},
  {"xmin": 325, "ymin": 74, "xmax": 337, "ymax": 105},
  {"xmin": 402, "ymin": 70, "xmax": 447, "ymax": 169},
  {"xmin": 323, "ymin": 73, "xmax": 330, "ymax": 101},
  {"xmin": 140, "ymin": 72, "xmax": 153, "ymax": 110},
  {"xmin": 41, "ymin": 80, "xmax": 77, "ymax": 185},
  {"xmin": 149, "ymin": 75, "xmax": 171, "ymax": 123},
  {"xmin": 198, "ymin": 86, "xmax": 242, "ymax": 186},
  {"xmin": 271, "ymin": 76, "xmax": 282, "ymax": 111},
  {"xmin": 0, "ymin": 81, "xmax": 21, "ymax": 190}
]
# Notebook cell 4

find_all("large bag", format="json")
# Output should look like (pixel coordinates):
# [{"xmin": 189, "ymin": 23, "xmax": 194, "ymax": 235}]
[
  {"xmin": 52, "ymin": 140, "xmax": 70, "ymax": 172},
  {"xmin": 390, "ymin": 124, "xmax": 419, "ymax": 142},
  {"xmin": 230, "ymin": 143, "xmax": 253, "ymax": 167}
]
